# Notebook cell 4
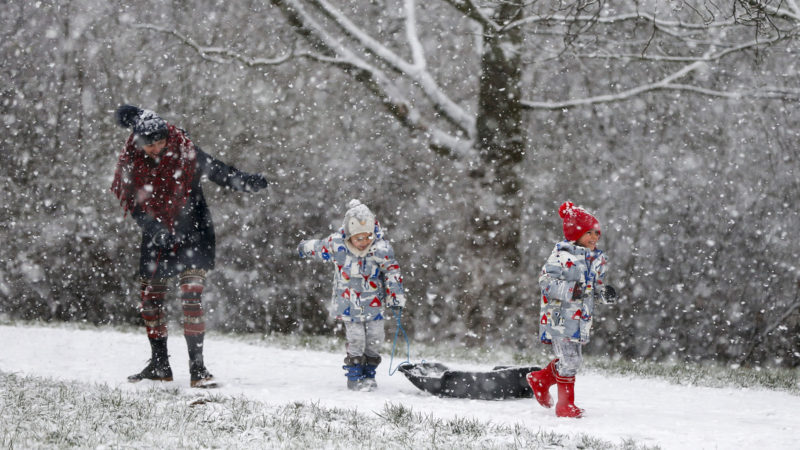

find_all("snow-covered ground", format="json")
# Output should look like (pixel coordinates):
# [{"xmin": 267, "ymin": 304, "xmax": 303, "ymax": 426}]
[{"xmin": 2, "ymin": 324, "xmax": 798, "ymax": 449}]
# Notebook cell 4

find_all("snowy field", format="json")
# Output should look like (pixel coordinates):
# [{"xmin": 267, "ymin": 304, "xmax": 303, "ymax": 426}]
[{"xmin": 1, "ymin": 324, "xmax": 799, "ymax": 449}]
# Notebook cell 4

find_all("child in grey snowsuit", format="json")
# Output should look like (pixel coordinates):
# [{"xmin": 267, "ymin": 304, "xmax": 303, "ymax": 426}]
[
  {"xmin": 297, "ymin": 199, "xmax": 407, "ymax": 391},
  {"xmin": 527, "ymin": 201, "xmax": 616, "ymax": 418}
]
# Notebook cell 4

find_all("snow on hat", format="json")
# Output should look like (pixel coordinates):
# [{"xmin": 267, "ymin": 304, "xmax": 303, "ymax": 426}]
[
  {"xmin": 343, "ymin": 199, "xmax": 376, "ymax": 238},
  {"xmin": 559, "ymin": 201, "xmax": 601, "ymax": 242},
  {"xmin": 115, "ymin": 104, "xmax": 168, "ymax": 146}
]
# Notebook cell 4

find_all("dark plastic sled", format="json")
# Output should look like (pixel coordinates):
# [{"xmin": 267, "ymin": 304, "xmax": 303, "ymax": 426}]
[{"xmin": 398, "ymin": 362, "xmax": 540, "ymax": 400}]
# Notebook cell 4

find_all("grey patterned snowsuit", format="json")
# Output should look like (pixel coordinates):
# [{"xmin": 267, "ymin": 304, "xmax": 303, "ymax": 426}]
[
  {"xmin": 298, "ymin": 214, "xmax": 406, "ymax": 366},
  {"xmin": 538, "ymin": 241, "xmax": 611, "ymax": 375},
  {"xmin": 297, "ymin": 224, "xmax": 406, "ymax": 322}
]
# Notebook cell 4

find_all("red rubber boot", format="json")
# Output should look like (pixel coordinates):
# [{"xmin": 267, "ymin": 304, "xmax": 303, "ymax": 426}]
[
  {"xmin": 555, "ymin": 373, "xmax": 584, "ymax": 418},
  {"xmin": 526, "ymin": 359, "xmax": 557, "ymax": 408}
]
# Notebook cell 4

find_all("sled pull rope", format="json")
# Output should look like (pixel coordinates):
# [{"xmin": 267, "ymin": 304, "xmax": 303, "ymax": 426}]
[{"xmin": 388, "ymin": 308, "xmax": 410, "ymax": 376}]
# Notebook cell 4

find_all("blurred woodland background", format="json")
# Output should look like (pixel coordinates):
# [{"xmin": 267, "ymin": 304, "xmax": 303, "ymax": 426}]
[{"xmin": 2, "ymin": 0, "xmax": 799, "ymax": 367}]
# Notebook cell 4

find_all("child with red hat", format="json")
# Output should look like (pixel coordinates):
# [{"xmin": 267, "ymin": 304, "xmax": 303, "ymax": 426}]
[{"xmin": 526, "ymin": 201, "xmax": 616, "ymax": 418}]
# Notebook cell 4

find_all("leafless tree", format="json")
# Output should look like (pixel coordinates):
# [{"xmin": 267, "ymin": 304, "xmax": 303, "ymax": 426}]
[{"xmin": 143, "ymin": 0, "xmax": 800, "ymax": 343}]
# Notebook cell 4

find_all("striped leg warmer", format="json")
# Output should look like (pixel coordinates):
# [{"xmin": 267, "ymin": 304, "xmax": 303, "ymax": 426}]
[
  {"xmin": 179, "ymin": 269, "xmax": 207, "ymax": 338},
  {"xmin": 140, "ymin": 277, "xmax": 169, "ymax": 339}
]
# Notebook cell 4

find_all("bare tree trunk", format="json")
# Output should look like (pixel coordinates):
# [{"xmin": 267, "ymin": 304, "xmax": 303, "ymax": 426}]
[{"xmin": 463, "ymin": 2, "xmax": 526, "ymax": 344}]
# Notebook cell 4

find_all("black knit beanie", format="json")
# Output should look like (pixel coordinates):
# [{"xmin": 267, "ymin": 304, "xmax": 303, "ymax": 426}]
[{"xmin": 115, "ymin": 104, "xmax": 168, "ymax": 146}]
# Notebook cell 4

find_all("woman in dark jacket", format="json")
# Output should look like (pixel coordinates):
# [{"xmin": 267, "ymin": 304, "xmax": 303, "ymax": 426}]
[{"xmin": 111, "ymin": 105, "xmax": 268, "ymax": 388}]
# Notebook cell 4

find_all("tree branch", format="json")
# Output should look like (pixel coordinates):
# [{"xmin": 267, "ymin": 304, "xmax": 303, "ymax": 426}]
[
  {"xmin": 307, "ymin": 0, "xmax": 421, "ymax": 73},
  {"xmin": 554, "ymin": 28, "xmax": 798, "ymax": 63},
  {"xmin": 506, "ymin": 11, "xmax": 736, "ymax": 31},
  {"xmin": 133, "ymin": 24, "xmax": 293, "ymax": 67},
  {"xmin": 271, "ymin": 0, "xmax": 476, "ymax": 160},
  {"xmin": 305, "ymin": 0, "xmax": 475, "ymax": 136},
  {"xmin": 741, "ymin": 0, "xmax": 800, "ymax": 22},
  {"xmin": 522, "ymin": 27, "xmax": 800, "ymax": 110},
  {"xmin": 141, "ymin": 3, "xmax": 475, "ymax": 159},
  {"xmin": 503, "ymin": 2, "xmax": 800, "ymax": 32},
  {"xmin": 404, "ymin": 0, "xmax": 426, "ymax": 69},
  {"xmin": 522, "ymin": 79, "xmax": 800, "ymax": 110}
]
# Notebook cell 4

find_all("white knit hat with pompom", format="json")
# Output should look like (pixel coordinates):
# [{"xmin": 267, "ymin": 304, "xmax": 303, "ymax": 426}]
[{"xmin": 343, "ymin": 199, "xmax": 375, "ymax": 238}]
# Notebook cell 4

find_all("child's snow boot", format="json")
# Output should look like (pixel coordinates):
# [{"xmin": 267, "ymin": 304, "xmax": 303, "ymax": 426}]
[
  {"xmin": 362, "ymin": 355, "xmax": 381, "ymax": 391},
  {"xmin": 555, "ymin": 373, "xmax": 584, "ymax": 418},
  {"xmin": 187, "ymin": 334, "xmax": 216, "ymax": 388},
  {"xmin": 128, "ymin": 337, "xmax": 173, "ymax": 382},
  {"xmin": 527, "ymin": 359, "xmax": 557, "ymax": 408},
  {"xmin": 343, "ymin": 356, "xmax": 364, "ymax": 390}
]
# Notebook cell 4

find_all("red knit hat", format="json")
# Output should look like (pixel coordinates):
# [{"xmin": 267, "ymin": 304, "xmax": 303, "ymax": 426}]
[{"xmin": 559, "ymin": 201, "xmax": 601, "ymax": 242}]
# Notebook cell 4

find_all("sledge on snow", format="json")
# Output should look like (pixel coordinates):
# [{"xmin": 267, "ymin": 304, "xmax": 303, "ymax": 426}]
[{"xmin": 398, "ymin": 362, "xmax": 539, "ymax": 400}]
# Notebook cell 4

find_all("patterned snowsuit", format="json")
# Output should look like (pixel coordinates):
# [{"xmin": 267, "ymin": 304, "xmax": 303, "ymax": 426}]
[
  {"xmin": 538, "ymin": 241, "xmax": 610, "ymax": 345},
  {"xmin": 297, "ymin": 222, "xmax": 406, "ymax": 322}
]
